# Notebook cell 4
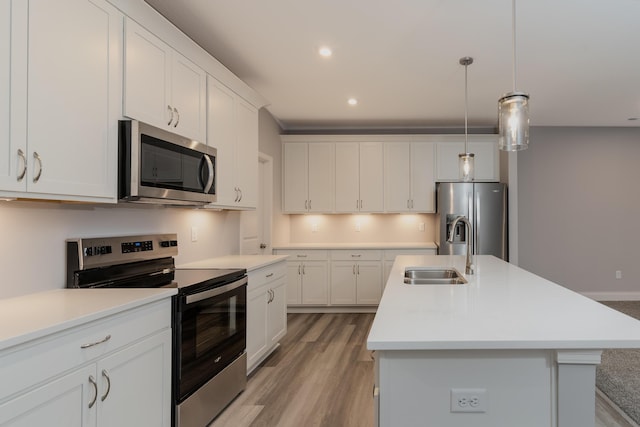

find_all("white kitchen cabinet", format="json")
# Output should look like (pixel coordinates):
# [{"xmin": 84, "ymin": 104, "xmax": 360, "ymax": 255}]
[
  {"xmin": 0, "ymin": 0, "xmax": 11, "ymax": 192},
  {"xmin": 282, "ymin": 142, "xmax": 334, "ymax": 213},
  {"xmin": 206, "ymin": 76, "xmax": 258, "ymax": 209},
  {"xmin": 247, "ymin": 261, "xmax": 287, "ymax": 372},
  {"xmin": 330, "ymin": 250, "xmax": 383, "ymax": 305},
  {"xmin": 384, "ymin": 142, "xmax": 435, "ymax": 212},
  {"xmin": 274, "ymin": 250, "xmax": 329, "ymax": 306},
  {"xmin": 0, "ymin": 0, "xmax": 121, "ymax": 201},
  {"xmin": 436, "ymin": 136, "xmax": 499, "ymax": 181},
  {"xmin": 0, "ymin": 298, "xmax": 173, "ymax": 427},
  {"xmin": 335, "ymin": 142, "xmax": 383, "ymax": 213},
  {"xmin": 124, "ymin": 17, "xmax": 206, "ymax": 143}
]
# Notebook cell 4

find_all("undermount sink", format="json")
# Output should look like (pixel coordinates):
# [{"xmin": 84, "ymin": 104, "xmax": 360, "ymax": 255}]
[{"xmin": 404, "ymin": 267, "xmax": 468, "ymax": 285}]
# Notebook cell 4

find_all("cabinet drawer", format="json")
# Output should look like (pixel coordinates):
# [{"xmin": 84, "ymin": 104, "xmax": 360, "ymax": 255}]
[
  {"xmin": 0, "ymin": 299, "xmax": 171, "ymax": 402},
  {"xmin": 330, "ymin": 250, "xmax": 382, "ymax": 261},
  {"xmin": 248, "ymin": 261, "xmax": 286, "ymax": 290},
  {"xmin": 274, "ymin": 250, "xmax": 328, "ymax": 261},
  {"xmin": 383, "ymin": 249, "xmax": 437, "ymax": 260}
]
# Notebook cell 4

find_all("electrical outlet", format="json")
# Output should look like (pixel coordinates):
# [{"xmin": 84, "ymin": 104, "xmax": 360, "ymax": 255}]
[
  {"xmin": 191, "ymin": 226, "xmax": 198, "ymax": 242},
  {"xmin": 355, "ymin": 222, "xmax": 361, "ymax": 232},
  {"xmin": 418, "ymin": 222, "xmax": 425, "ymax": 232},
  {"xmin": 450, "ymin": 389, "xmax": 487, "ymax": 413},
  {"xmin": 312, "ymin": 223, "xmax": 319, "ymax": 232},
  {"xmin": 616, "ymin": 270, "xmax": 622, "ymax": 279}
]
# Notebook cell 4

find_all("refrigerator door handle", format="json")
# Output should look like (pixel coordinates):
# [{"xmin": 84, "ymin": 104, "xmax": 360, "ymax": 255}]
[{"xmin": 475, "ymin": 193, "xmax": 480, "ymax": 255}]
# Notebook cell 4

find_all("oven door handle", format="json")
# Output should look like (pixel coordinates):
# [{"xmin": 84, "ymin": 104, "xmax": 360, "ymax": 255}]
[{"xmin": 185, "ymin": 276, "xmax": 247, "ymax": 305}]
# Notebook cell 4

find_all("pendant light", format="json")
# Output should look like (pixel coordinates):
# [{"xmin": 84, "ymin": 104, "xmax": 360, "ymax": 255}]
[
  {"xmin": 459, "ymin": 56, "xmax": 474, "ymax": 182},
  {"xmin": 498, "ymin": 0, "xmax": 530, "ymax": 151}
]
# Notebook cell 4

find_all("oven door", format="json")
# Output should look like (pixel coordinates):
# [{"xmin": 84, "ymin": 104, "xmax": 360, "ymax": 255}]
[{"xmin": 175, "ymin": 276, "xmax": 247, "ymax": 402}]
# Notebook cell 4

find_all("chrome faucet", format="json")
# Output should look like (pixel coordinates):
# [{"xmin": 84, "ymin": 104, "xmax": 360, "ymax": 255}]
[{"xmin": 447, "ymin": 216, "xmax": 474, "ymax": 275}]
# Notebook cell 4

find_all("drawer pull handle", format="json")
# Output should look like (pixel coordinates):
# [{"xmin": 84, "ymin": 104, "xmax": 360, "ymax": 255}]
[
  {"xmin": 351, "ymin": 254, "xmax": 362, "ymax": 257},
  {"xmin": 81, "ymin": 334, "xmax": 111, "ymax": 349},
  {"xmin": 266, "ymin": 273, "xmax": 274, "ymax": 278},
  {"xmin": 296, "ymin": 254, "xmax": 307, "ymax": 258},
  {"xmin": 101, "ymin": 370, "xmax": 111, "ymax": 402},
  {"xmin": 88, "ymin": 375, "xmax": 98, "ymax": 408}
]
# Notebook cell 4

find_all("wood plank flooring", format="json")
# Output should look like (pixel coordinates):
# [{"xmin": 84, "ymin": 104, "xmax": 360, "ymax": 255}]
[{"xmin": 210, "ymin": 313, "xmax": 636, "ymax": 427}]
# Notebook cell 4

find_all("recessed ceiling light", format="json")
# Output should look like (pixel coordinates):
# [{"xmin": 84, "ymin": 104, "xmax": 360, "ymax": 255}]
[
  {"xmin": 319, "ymin": 46, "xmax": 332, "ymax": 57},
  {"xmin": 347, "ymin": 98, "xmax": 358, "ymax": 106}
]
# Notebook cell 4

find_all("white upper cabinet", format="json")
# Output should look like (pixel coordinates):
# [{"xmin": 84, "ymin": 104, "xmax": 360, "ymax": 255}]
[
  {"xmin": 0, "ymin": 0, "xmax": 12, "ymax": 191},
  {"xmin": 0, "ymin": 0, "xmax": 121, "ymax": 201},
  {"xmin": 384, "ymin": 142, "xmax": 435, "ymax": 212},
  {"xmin": 206, "ymin": 76, "xmax": 258, "ymax": 209},
  {"xmin": 335, "ymin": 142, "xmax": 383, "ymax": 213},
  {"xmin": 435, "ymin": 136, "xmax": 499, "ymax": 181},
  {"xmin": 124, "ymin": 18, "xmax": 206, "ymax": 143},
  {"xmin": 282, "ymin": 142, "xmax": 334, "ymax": 213}
]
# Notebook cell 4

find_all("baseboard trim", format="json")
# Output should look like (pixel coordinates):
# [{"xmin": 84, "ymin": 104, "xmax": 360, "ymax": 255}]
[
  {"xmin": 581, "ymin": 292, "xmax": 640, "ymax": 301},
  {"xmin": 287, "ymin": 306, "xmax": 377, "ymax": 314}
]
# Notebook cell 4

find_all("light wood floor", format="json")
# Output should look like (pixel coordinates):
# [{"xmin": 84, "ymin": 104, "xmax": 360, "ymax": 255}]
[{"xmin": 211, "ymin": 313, "xmax": 636, "ymax": 427}]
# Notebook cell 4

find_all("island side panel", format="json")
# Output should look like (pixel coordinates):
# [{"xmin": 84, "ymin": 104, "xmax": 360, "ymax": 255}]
[{"xmin": 377, "ymin": 349, "xmax": 555, "ymax": 427}]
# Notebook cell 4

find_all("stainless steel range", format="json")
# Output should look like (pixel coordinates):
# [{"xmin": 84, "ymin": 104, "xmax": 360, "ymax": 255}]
[{"xmin": 66, "ymin": 234, "xmax": 247, "ymax": 427}]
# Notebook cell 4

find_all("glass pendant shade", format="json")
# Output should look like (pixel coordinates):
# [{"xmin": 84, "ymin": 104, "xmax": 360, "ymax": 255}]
[
  {"xmin": 459, "ymin": 153, "xmax": 475, "ymax": 182},
  {"xmin": 498, "ymin": 94, "xmax": 530, "ymax": 152}
]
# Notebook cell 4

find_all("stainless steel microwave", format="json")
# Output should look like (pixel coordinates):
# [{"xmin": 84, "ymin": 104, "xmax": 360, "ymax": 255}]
[{"xmin": 118, "ymin": 120, "xmax": 216, "ymax": 205}]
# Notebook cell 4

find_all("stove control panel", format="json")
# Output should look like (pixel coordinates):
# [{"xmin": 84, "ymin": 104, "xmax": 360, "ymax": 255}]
[{"xmin": 67, "ymin": 234, "xmax": 179, "ymax": 270}]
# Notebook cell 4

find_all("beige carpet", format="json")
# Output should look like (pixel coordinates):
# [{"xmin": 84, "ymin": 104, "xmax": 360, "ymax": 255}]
[{"xmin": 596, "ymin": 301, "xmax": 640, "ymax": 424}]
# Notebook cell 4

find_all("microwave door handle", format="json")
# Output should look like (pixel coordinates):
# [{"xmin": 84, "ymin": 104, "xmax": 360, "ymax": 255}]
[{"xmin": 202, "ymin": 154, "xmax": 214, "ymax": 193}]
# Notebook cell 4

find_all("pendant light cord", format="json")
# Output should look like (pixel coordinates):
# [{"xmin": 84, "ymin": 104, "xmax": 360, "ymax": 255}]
[
  {"xmin": 512, "ymin": 0, "xmax": 517, "ymax": 91},
  {"xmin": 464, "ymin": 62, "xmax": 468, "ymax": 152}
]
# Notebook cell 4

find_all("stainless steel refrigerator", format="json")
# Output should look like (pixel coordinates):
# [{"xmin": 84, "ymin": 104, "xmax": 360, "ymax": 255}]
[{"xmin": 436, "ymin": 182, "xmax": 508, "ymax": 261}]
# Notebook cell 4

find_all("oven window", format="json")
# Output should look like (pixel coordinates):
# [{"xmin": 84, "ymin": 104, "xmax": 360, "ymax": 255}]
[
  {"xmin": 178, "ymin": 283, "xmax": 246, "ymax": 401},
  {"xmin": 195, "ymin": 295, "xmax": 238, "ymax": 358}
]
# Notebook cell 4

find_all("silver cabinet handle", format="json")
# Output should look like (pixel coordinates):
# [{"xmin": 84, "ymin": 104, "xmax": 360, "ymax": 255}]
[
  {"xmin": 234, "ymin": 187, "xmax": 240, "ymax": 202},
  {"xmin": 360, "ymin": 200, "xmax": 363, "ymax": 209},
  {"xmin": 88, "ymin": 376, "xmax": 98, "ymax": 408},
  {"xmin": 298, "ymin": 264, "xmax": 301, "ymax": 275},
  {"xmin": 266, "ymin": 272, "xmax": 274, "ymax": 278},
  {"xmin": 356, "ymin": 200, "xmax": 359, "ymax": 210},
  {"xmin": 351, "ymin": 254, "xmax": 362, "ymax": 258},
  {"xmin": 167, "ymin": 105, "xmax": 174, "ymax": 126},
  {"xmin": 173, "ymin": 107, "xmax": 180, "ymax": 127},
  {"xmin": 407, "ymin": 200, "xmax": 410, "ymax": 209},
  {"xmin": 305, "ymin": 200, "xmax": 308, "ymax": 210},
  {"xmin": 81, "ymin": 334, "xmax": 111, "ymax": 349},
  {"xmin": 357, "ymin": 264, "xmax": 360, "ymax": 275},
  {"xmin": 101, "ymin": 370, "xmax": 111, "ymax": 402},
  {"xmin": 32, "ymin": 152, "xmax": 43, "ymax": 183},
  {"xmin": 308, "ymin": 199, "xmax": 311, "ymax": 210},
  {"xmin": 302, "ymin": 264, "xmax": 306, "ymax": 275},
  {"xmin": 296, "ymin": 254, "xmax": 307, "ymax": 258},
  {"xmin": 202, "ymin": 154, "xmax": 214, "ymax": 193},
  {"xmin": 238, "ymin": 188, "xmax": 243, "ymax": 202},
  {"xmin": 17, "ymin": 149, "xmax": 27, "ymax": 182},
  {"xmin": 411, "ymin": 200, "xmax": 414, "ymax": 209},
  {"xmin": 353, "ymin": 265, "xmax": 356, "ymax": 274}
]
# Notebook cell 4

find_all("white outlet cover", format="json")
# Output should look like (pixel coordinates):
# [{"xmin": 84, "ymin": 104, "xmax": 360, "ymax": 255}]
[{"xmin": 450, "ymin": 388, "xmax": 488, "ymax": 413}]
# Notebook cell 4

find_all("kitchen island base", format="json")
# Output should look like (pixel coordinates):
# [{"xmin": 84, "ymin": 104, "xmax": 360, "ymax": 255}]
[{"xmin": 375, "ymin": 348, "xmax": 602, "ymax": 427}]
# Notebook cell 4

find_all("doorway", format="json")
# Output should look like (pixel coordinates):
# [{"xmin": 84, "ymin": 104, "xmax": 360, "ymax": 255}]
[{"xmin": 240, "ymin": 152, "xmax": 273, "ymax": 255}]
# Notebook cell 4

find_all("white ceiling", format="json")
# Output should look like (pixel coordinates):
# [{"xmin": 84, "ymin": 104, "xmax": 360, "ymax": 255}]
[{"xmin": 144, "ymin": 0, "xmax": 640, "ymax": 131}]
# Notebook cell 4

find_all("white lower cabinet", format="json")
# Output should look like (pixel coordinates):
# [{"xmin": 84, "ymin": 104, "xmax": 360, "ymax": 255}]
[
  {"xmin": 0, "ymin": 299, "xmax": 172, "ymax": 427},
  {"xmin": 247, "ymin": 261, "xmax": 287, "ymax": 373},
  {"xmin": 330, "ymin": 250, "xmax": 382, "ymax": 305},
  {"xmin": 274, "ymin": 250, "xmax": 329, "ymax": 306}
]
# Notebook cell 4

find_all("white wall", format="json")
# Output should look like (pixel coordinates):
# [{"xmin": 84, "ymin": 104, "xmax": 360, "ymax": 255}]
[
  {"xmin": 0, "ymin": 202, "xmax": 240, "ymax": 298},
  {"xmin": 517, "ymin": 127, "xmax": 640, "ymax": 298},
  {"xmin": 288, "ymin": 213, "xmax": 436, "ymax": 244}
]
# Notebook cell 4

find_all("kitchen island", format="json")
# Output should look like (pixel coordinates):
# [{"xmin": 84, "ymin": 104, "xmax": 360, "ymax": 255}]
[{"xmin": 367, "ymin": 255, "xmax": 640, "ymax": 427}]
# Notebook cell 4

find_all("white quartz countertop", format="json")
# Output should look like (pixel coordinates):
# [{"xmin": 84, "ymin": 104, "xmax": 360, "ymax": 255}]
[
  {"xmin": 367, "ymin": 255, "xmax": 640, "ymax": 351},
  {"xmin": 177, "ymin": 255, "xmax": 288, "ymax": 271},
  {"xmin": 0, "ymin": 288, "xmax": 176, "ymax": 351},
  {"xmin": 273, "ymin": 242, "xmax": 438, "ymax": 250}
]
